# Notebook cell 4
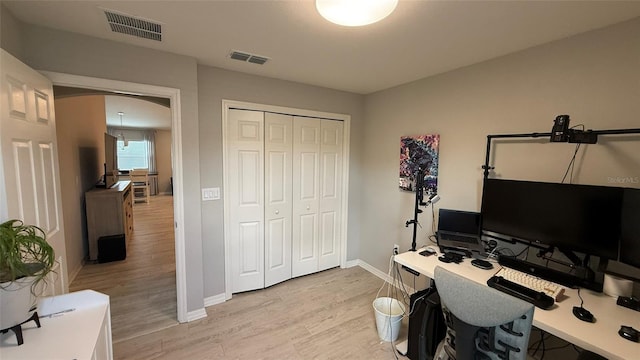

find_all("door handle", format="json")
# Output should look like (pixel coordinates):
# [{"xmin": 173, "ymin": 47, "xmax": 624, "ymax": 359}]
[{"xmin": 275, "ymin": 210, "xmax": 279, "ymax": 214}]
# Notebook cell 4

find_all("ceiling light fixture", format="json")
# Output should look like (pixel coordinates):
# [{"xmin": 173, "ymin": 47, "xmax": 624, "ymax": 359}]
[
  {"xmin": 316, "ymin": 0, "xmax": 398, "ymax": 27},
  {"xmin": 117, "ymin": 112, "xmax": 127, "ymax": 149}
]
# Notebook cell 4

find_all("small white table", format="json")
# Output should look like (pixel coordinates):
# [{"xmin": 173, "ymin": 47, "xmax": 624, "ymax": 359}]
[
  {"xmin": 394, "ymin": 249, "xmax": 640, "ymax": 360},
  {"xmin": 0, "ymin": 290, "xmax": 113, "ymax": 360}
]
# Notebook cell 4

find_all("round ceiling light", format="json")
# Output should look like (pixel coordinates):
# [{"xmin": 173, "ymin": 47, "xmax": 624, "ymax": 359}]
[{"xmin": 316, "ymin": 0, "xmax": 398, "ymax": 27}]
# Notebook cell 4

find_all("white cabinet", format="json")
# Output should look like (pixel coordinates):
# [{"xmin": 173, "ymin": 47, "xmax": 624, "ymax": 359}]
[
  {"xmin": 226, "ymin": 109, "xmax": 344, "ymax": 293},
  {"xmin": 0, "ymin": 290, "xmax": 113, "ymax": 360}
]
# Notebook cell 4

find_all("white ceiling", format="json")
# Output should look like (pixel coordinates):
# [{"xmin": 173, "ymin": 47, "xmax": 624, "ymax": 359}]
[
  {"xmin": 105, "ymin": 95, "xmax": 171, "ymax": 130},
  {"xmin": 5, "ymin": 1, "xmax": 640, "ymax": 94}
]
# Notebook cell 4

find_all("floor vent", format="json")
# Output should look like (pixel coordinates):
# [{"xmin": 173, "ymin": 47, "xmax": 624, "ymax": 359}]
[
  {"xmin": 229, "ymin": 50, "xmax": 270, "ymax": 65},
  {"xmin": 104, "ymin": 9, "xmax": 162, "ymax": 41}
]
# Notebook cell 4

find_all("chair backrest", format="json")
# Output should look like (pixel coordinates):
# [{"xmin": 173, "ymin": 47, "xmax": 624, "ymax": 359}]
[
  {"xmin": 434, "ymin": 266, "xmax": 534, "ymax": 360},
  {"xmin": 129, "ymin": 169, "xmax": 149, "ymax": 185}
]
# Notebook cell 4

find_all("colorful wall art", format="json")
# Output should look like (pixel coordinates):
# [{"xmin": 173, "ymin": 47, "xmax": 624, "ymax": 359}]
[{"xmin": 399, "ymin": 134, "xmax": 440, "ymax": 194}]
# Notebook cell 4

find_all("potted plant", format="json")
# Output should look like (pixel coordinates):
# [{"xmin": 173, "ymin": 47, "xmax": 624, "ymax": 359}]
[{"xmin": 0, "ymin": 219, "xmax": 55, "ymax": 332}]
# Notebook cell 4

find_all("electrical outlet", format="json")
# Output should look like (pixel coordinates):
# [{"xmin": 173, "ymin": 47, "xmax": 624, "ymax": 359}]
[{"xmin": 393, "ymin": 244, "xmax": 399, "ymax": 255}]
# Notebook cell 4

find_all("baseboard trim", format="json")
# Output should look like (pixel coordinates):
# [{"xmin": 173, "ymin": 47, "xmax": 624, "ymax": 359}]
[
  {"xmin": 67, "ymin": 261, "xmax": 83, "ymax": 287},
  {"xmin": 357, "ymin": 258, "xmax": 416, "ymax": 294},
  {"xmin": 204, "ymin": 293, "xmax": 226, "ymax": 307},
  {"xmin": 357, "ymin": 259, "xmax": 391, "ymax": 283},
  {"xmin": 344, "ymin": 259, "xmax": 359, "ymax": 268},
  {"xmin": 186, "ymin": 308, "xmax": 207, "ymax": 322}
]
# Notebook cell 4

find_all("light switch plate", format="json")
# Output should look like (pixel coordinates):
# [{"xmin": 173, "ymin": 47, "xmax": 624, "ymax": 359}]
[{"xmin": 202, "ymin": 187, "xmax": 220, "ymax": 201}]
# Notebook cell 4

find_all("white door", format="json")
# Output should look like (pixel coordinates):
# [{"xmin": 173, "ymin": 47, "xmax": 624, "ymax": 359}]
[
  {"xmin": 264, "ymin": 113, "xmax": 293, "ymax": 287},
  {"xmin": 292, "ymin": 117, "xmax": 321, "ymax": 277},
  {"xmin": 227, "ymin": 109, "xmax": 265, "ymax": 293},
  {"xmin": 0, "ymin": 49, "xmax": 67, "ymax": 295},
  {"xmin": 318, "ymin": 120, "xmax": 343, "ymax": 271}
]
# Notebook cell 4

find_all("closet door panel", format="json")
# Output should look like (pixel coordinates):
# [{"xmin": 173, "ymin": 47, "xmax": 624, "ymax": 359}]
[
  {"xmin": 228, "ymin": 109, "xmax": 264, "ymax": 293},
  {"xmin": 292, "ymin": 117, "xmax": 321, "ymax": 277},
  {"xmin": 265, "ymin": 113, "xmax": 293, "ymax": 287},
  {"xmin": 239, "ymin": 221, "xmax": 261, "ymax": 274},
  {"xmin": 319, "ymin": 120, "xmax": 343, "ymax": 270}
]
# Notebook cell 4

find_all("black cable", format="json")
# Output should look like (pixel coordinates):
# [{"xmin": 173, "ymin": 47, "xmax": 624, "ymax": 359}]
[
  {"xmin": 528, "ymin": 330, "xmax": 548, "ymax": 358},
  {"xmin": 543, "ymin": 342, "xmax": 573, "ymax": 352},
  {"xmin": 555, "ymin": 124, "xmax": 585, "ymax": 184},
  {"xmin": 515, "ymin": 245, "xmax": 529, "ymax": 258},
  {"xmin": 529, "ymin": 333, "xmax": 578, "ymax": 359},
  {"xmin": 577, "ymin": 287, "xmax": 584, "ymax": 308},
  {"xmin": 561, "ymin": 143, "xmax": 581, "ymax": 184}
]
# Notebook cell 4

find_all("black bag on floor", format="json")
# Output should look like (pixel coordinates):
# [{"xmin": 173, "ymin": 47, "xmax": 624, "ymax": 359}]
[{"xmin": 407, "ymin": 286, "xmax": 446, "ymax": 360}]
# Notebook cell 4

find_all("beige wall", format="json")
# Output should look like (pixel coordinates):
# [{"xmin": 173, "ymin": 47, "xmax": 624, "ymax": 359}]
[
  {"xmin": 54, "ymin": 96, "xmax": 107, "ymax": 281},
  {"xmin": 360, "ymin": 18, "xmax": 640, "ymax": 273},
  {"xmin": 155, "ymin": 129, "xmax": 172, "ymax": 194},
  {"xmin": 197, "ymin": 66, "xmax": 365, "ymax": 298},
  {"xmin": 18, "ymin": 23, "xmax": 205, "ymax": 312},
  {"xmin": 0, "ymin": 5, "xmax": 24, "ymax": 60}
]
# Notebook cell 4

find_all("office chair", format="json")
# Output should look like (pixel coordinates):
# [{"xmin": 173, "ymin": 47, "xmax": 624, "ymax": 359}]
[
  {"xmin": 433, "ymin": 266, "xmax": 534, "ymax": 360},
  {"xmin": 130, "ymin": 168, "xmax": 150, "ymax": 203}
]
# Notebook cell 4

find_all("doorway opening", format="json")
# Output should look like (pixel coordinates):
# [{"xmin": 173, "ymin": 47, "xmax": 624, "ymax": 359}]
[{"xmin": 43, "ymin": 72, "xmax": 188, "ymax": 328}]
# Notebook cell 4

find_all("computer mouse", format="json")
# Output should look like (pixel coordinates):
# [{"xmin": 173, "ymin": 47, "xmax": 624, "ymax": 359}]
[
  {"xmin": 471, "ymin": 259, "xmax": 493, "ymax": 270},
  {"xmin": 618, "ymin": 325, "xmax": 639, "ymax": 342},
  {"xmin": 572, "ymin": 306, "xmax": 594, "ymax": 323}
]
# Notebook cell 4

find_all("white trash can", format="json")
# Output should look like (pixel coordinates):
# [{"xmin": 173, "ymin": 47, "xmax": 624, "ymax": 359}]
[{"xmin": 372, "ymin": 297, "xmax": 405, "ymax": 342}]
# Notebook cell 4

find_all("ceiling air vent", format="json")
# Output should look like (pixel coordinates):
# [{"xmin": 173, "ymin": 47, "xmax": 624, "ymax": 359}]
[
  {"xmin": 104, "ymin": 9, "xmax": 162, "ymax": 41},
  {"xmin": 229, "ymin": 50, "xmax": 270, "ymax": 65}
]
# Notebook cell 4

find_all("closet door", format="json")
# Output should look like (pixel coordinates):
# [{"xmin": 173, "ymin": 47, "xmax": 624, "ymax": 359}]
[
  {"xmin": 292, "ymin": 117, "xmax": 321, "ymax": 277},
  {"xmin": 319, "ymin": 120, "xmax": 343, "ymax": 270},
  {"xmin": 264, "ymin": 113, "xmax": 293, "ymax": 287},
  {"xmin": 228, "ymin": 109, "xmax": 265, "ymax": 293}
]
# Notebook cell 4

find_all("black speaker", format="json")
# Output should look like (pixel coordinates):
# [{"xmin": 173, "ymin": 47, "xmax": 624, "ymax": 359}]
[{"xmin": 98, "ymin": 234, "xmax": 126, "ymax": 263}]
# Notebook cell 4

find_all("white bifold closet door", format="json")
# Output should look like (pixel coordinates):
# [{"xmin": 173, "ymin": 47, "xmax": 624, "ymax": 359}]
[
  {"xmin": 228, "ymin": 109, "xmax": 342, "ymax": 293},
  {"xmin": 291, "ymin": 118, "xmax": 343, "ymax": 277},
  {"xmin": 228, "ymin": 109, "xmax": 265, "ymax": 293},
  {"xmin": 264, "ymin": 113, "xmax": 293, "ymax": 287}
]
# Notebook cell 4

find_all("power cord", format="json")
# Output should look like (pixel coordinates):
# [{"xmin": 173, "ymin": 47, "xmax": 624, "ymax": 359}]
[
  {"xmin": 561, "ymin": 124, "xmax": 585, "ymax": 184},
  {"xmin": 577, "ymin": 287, "xmax": 584, "ymax": 308},
  {"xmin": 376, "ymin": 255, "xmax": 414, "ymax": 359}
]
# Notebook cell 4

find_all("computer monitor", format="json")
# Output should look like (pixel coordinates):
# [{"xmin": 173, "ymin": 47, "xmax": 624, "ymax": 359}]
[
  {"xmin": 481, "ymin": 179, "xmax": 621, "ymax": 260},
  {"xmin": 437, "ymin": 209, "xmax": 484, "ymax": 254},
  {"xmin": 619, "ymin": 187, "xmax": 640, "ymax": 268}
]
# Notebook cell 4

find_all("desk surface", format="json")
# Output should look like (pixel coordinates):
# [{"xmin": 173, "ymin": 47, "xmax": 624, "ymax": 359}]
[
  {"xmin": 0, "ymin": 290, "xmax": 112, "ymax": 359},
  {"xmin": 395, "ymin": 248, "xmax": 640, "ymax": 360}
]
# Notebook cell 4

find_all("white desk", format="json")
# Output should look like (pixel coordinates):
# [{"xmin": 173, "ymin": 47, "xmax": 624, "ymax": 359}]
[{"xmin": 395, "ymin": 248, "xmax": 640, "ymax": 360}]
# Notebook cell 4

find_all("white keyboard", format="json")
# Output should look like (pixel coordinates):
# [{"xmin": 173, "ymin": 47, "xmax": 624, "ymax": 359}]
[{"xmin": 495, "ymin": 267, "xmax": 565, "ymax": 301}]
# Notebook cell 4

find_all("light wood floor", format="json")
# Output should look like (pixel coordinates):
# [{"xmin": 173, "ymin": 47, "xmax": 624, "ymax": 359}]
[
  {"xmin": 70, "ymin": 194, "xmax": 178, "ymax": 343},
  {"xmin": 114, "ymin": 266, "xmax": 404, "ymax": 360},
  {"xmin": 69, "ymin": 195, "xmax": 576, "ymax": 360}
]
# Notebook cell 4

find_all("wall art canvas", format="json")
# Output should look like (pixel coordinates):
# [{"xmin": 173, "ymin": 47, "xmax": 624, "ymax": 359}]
[{"xmin": 399, "ymin": 134, "xmax": 440, "ymax": 194}]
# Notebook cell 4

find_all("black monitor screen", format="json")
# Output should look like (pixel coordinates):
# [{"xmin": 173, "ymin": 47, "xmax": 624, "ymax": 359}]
[
  {"xmin": 481, "ymin": 179, "xmax": 622, "ymax": 260},
  {"xmin": 620, "ymin": 188, "xmax": 640, "ymax": 268}
]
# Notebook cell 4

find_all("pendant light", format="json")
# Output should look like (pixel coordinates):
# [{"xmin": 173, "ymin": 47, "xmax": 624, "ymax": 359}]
[
  {"xmin": 116, "ymin": 112, "xmax": 127, "ymax": 149},
  {"xmin": 316, "ymin": 0, "xmax": 398, "ymax": 27}
]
